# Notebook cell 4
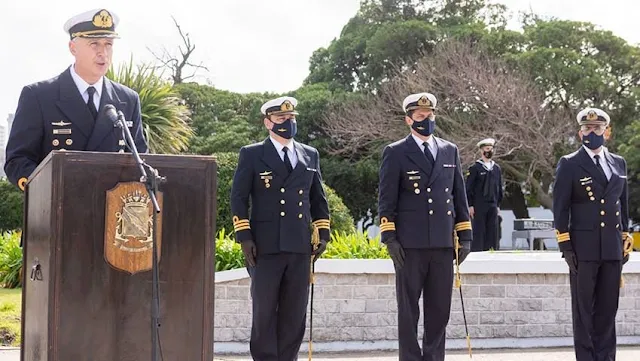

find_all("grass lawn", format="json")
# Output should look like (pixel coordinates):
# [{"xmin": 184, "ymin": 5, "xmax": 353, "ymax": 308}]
[{"xmin": 0, "ymin": 288, "xmax": 21, "ymax": 346}]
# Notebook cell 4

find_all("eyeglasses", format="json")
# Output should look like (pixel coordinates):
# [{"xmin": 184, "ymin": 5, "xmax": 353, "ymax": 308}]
[{"xmin": 580, "ymin": 125, "xmax": 606, "ymax": 134}]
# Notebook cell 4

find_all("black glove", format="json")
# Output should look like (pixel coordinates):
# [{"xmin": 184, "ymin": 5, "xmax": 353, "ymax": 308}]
[
  {"xmin": 241, "ymin": 240, "xmax": 257, "ymax": 267},
  {"xmin": 562, "ymin": 250, "xmax": 578, "ymax": 274},
  {"xmin": 455, "ymin": 240, "xmax": 471, "ymax": 265},
  {"xmin": 312, "ymin": 239, "xmax": 328, "ymax": 263},
  {"xmin": 385, "ymin": 238, "xmax": 405, "ymax": 269}
]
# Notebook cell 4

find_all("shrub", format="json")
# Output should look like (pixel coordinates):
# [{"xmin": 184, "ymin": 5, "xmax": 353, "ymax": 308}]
[
  {"xmin": 214, "ymin": 152, "xmax": 355, "ymax": 236},
  {"xmin": 213, "ymin": 230, "xmax": 389, "ymax": 272},
  {"xmin": 0, "ymin": 232, "xmax": 22, "ymax": 288},
  {"xmin": 322, "ymin": 231, "xmax": 389, "ymax": 259},
  {"xmin": 0, "ymin": 179, "xmax": 23, "ymax": 233},
  {"xmin": 215, "ymin": 229, "xmax": 244, "ymax": 272}
]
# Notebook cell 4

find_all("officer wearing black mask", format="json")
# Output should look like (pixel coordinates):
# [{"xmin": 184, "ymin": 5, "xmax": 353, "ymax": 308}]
[
  {"xmin": 552, "ymin": 107, "xmax": 632, "ymax": 361},
  {"xmin": 465, "ymin": 138, "xmax": 503, "ymax": 251},
  {"xmin": 377, "ymin": 92, "xmax": 472, "ymax": 361}
]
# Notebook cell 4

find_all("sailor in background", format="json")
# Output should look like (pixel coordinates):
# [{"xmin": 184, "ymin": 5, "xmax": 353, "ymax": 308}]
[
  {"xmin": 552, "ymin": 107, "xmax": 632, "ymax": 361},
  {"xmin": 377, "ymin": 92, "xmax": 472, "ymax": 361},
  {"xmin": 465, "ymin": 138, "xmax": 503, "ymax": 251},
  {"xmin": 4, "ymin": 8, "xmax": 148, "ymax": 192},
  {"xmin": 230, "ymin": 96, "xmax": 331, "ymax": 361}
]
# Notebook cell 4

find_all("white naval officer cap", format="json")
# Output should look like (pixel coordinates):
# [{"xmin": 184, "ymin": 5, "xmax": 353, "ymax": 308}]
[
  {"xmin": 477, "ymin": 138, "xmax": 496, "ymax": 148},
  {"xmin": 63, "ymin": 8, "xmax": 120, "ymax": 40},
  {"xmin": 261, "ymin": 96, "xmax": 299, "ymax": 116},
  {"xmin": 402, "ymin": 92, "xmax": 437, "ymax": 113},
  {"xmin": 576, "ymin": 107, "xmax": 610, "ymax": 126}
]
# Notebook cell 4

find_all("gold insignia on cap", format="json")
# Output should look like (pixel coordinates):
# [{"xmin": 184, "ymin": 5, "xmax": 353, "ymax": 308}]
[
  {"xmin": 93, "ymin": 10, "xmax": 113, "ymax": 28},
  {"xmin": 281, "ymin": 100, "xmax": 294, "ymax": 112},
  {"xmin": 586, "ymin": 110, "xmax": 598, "ymax": 121},
  {"xmin": 417, "ymin": 96, "xmax": 432, "ymax": 107}
]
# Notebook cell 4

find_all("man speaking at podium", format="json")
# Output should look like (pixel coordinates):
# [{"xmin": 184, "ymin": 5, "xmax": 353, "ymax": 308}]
[{"xmin": 4, "ymin": 8, "xmax": 148, "ymax": 192}]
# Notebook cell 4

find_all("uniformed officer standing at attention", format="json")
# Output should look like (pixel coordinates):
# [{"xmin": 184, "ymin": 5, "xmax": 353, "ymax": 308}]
[
  {"xmin": 465, "ymin": 138, "xmax": 503, "ymax": 251},
  {"xmin": 230, "ymin": 96, "xmax": 331, "ymax": 361},
  {"xmin": 377, "ymin": 92, "xmax": 472, "ymax": 361},
  {"xmin": 552, "ymin": 107, "xmax": 632, "ymax": 361},
  {"xmin": 4, "ymin": 8, "xmax": 148, "ymax": 191}
]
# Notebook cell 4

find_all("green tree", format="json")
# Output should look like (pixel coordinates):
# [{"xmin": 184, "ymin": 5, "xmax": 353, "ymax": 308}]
[
  {"xmin": 213, "ymin": 152, "xmax": 355, "ymax": 236},
  {"xmin": 174, "ymin": 83, "xmax": 270, "ymax": 154},
  {"xmin": 106, "ymin": 60, "xmax": 194, "ymax": 154},
  {"xmin": 0, "ymin": 179, "xmax": 23, "ymax": 232}
]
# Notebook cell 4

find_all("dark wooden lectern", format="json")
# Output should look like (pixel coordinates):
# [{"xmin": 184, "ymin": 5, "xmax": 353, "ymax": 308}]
[{"xmin": 20, "ymin": 151, "xmax": 217, "ymax": 361}]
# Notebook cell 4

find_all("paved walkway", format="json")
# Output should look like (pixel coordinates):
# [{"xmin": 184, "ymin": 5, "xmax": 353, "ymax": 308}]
[{"xmin": 3, "ymin": 346, "xmax": 639, "ymax": 360}]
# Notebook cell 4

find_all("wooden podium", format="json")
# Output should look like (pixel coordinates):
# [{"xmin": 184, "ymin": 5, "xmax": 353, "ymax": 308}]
[{"xmin": 20, "ymin": 151, "xmax": 217, "ymax": 361}]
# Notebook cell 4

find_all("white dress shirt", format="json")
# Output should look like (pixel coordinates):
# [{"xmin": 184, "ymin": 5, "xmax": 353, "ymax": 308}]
[
  {"xmin": 412, "ymin": 133, "xmax": 437, "ymax": 160},
  {"xmin": 583, "ymin": 145, "xmax": 612, "ymax": 180},
  {"xmin": 69, "ymin": 64, "xmax": 103, "ymax": 111},
  {"xmin": 270, "ymin": 137, "xmax": 298, "ymax": 169}
]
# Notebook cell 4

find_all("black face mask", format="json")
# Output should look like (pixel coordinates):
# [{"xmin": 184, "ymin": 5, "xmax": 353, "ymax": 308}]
[
  {"xmin": 483, "ymin": 150, "xmax": 493, "ymax": 159},
  {"xmin": 411, "ymin": 118, "xmax": 435, "ymax": 136},
  {"xmin": 270, "ymin": 118, "xmax": 297, "ymax": 139}
]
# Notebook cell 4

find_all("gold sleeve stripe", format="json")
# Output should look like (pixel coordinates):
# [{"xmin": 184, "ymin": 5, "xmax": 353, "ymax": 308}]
[
  {"xmin": 234, "ymin": 225, "xmax": 251, "ymax": 232},
  {"xmin": 313, "ymin": 219, "xmax": 331, "ymax": 229},
  {"xmin": 380, "ymin": 216, "xmax": 396, "ymax": 232},
  {"xmin": 555, "ymin": 230, "xmax": 570, "ymax": 242},
  {"xmin": 380, "ymin": 224, "xmax": 396, "ymax": 232},
  {"xmin": 454, "ymin": 221, "xmax": 472, "ymax": 231},
  {"xmin": 232, "ymin": 216, "xmax": 250, "ymax": 224},
  {"xmin": 18, "ymin": 177, "xmax": 27, "ymax": 191}
]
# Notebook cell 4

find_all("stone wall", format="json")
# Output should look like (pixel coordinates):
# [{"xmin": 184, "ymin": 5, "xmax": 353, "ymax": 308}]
[{"xmin": 213, "ymin": 253, "xmax": 640, "ymax": 353}]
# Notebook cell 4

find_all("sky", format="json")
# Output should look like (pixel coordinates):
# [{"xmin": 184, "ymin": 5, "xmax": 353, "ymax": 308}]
[{"xmin": 1, "ymin": 0, "xmax": 639, "ymax": 120}]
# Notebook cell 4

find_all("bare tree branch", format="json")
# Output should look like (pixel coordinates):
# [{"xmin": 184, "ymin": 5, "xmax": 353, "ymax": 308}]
[
  {"xmin": 323, "ymin": 39, "xmax": 574, "ymax": 208},
  {"xmin": 146, "ymin": 16, "xmax": 209, "ymax": 84}
]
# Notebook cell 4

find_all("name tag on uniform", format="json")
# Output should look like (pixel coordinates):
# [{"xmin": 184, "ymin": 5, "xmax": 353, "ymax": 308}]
[
  {"xmin": 53, "ymin": 129, "xmax": 72, "ymax": 135},
  {"xmin": 306, "ymin": 167, "xmax": 317, "ymax": 172},
  {"xmin": 443, "ymin": 164, "xmax": 456, "ymax": 168}
]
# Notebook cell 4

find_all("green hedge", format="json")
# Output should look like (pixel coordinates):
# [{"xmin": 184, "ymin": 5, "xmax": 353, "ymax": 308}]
[
  {"xmin": 214, "ymin": 229, "xmax": 389, "ymax": 272},
  {"xmin": 214, "ymin": 152, "xmax": 356, "ymax": 236}
]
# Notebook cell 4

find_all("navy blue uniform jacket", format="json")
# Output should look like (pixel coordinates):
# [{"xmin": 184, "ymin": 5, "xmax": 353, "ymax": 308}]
[
  {"xmin": 4, "ymin": 66, "xmax": 148, "ymax": 191},
  {"xmin": 552, "ymin": 147, "xmax": 629, "ymax": 261},
  {"xmin": 377, "ymin": 135, "xmax": 472, "ymax": 248},
  {"xmin": 230, "ymin": 138, "xmax": 331, "ymax": 255},
  {"xmin": 465, "ymin": 160, "xmax": 503, "ymax": 208}
]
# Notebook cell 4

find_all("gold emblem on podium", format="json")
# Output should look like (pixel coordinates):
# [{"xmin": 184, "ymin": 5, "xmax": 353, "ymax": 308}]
[{"xmin": 104, "ymin": 182, "xmax": 163, "ymax": 274}]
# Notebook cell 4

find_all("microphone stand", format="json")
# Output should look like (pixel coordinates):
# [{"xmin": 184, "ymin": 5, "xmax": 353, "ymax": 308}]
[{"xmin": 115, "ymin": 111, "xmax": 165, "ymax": 361}]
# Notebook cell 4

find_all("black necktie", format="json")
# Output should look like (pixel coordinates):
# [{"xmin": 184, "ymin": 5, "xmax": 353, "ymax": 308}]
[
  {"xmin": 423, "ymin": 142, "xmax": 435, "ymax": 165},
  {"xmin": 594, "ymin": 154, "xmax": 608, "ymax": 182},
  {"xmin": 87, "ymin": 86, "xmax": 98, "ymax": 120},
  {"xmin": 283, "ymin": 147, "xmax": 293, "ymax": 173}
]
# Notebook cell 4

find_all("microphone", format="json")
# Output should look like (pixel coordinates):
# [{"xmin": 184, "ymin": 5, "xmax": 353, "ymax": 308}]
[{"xmin": 103, "ymin": 104, "xmax": 120, "ymax": 128}]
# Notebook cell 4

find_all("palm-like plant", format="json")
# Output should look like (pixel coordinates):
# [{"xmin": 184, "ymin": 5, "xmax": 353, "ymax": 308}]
[{"xmin": 107, "ymin": 59, "xmax": 194, "ymax": 154}]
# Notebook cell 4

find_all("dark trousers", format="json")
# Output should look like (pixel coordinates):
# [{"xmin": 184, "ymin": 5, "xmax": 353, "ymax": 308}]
[
  {"xmin": 247, "ymin": 253, "xmax": 310, "ymax": 361},
  {"xmin": 569, "ymin": 260, "xmax": 622, "ymax": 361},
  {"xmin": 395, "ymin": 248, "xmax": 454, "ymax": 361},
  {"xmin": 471, "ymin": 205, "xmax": 498, "ymax": 251}
]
